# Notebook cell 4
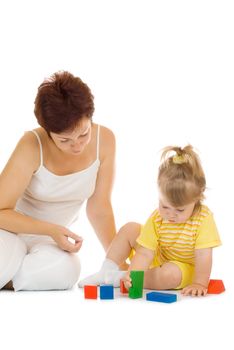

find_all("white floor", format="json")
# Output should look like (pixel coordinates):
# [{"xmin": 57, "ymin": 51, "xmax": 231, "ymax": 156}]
[
  {"xmin": 1, "ymin": 283, "xmax": 232, "ymax": 350},
  {"xmin": 1, "ymin": 214, "xmax": 231, "ymax": 350}
]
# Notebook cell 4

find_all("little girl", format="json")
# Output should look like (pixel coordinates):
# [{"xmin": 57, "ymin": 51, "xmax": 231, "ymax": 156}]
[{"xmin": 79, "ymin": 145, "xmax": 221, "ymax": 296}]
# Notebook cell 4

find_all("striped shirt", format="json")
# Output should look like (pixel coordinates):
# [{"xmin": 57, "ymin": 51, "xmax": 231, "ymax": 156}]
[{"xmin": 137, "ymin": 205, "xmax": 221, "ymax": 265}]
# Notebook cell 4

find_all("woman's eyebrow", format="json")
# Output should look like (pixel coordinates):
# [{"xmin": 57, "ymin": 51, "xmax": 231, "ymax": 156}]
[{"xmin": 58, "ymin": 126, "xmax": 91, "ymax": 139}]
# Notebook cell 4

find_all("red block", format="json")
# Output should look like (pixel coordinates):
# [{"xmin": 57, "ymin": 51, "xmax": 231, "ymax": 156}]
[
  {"xmin": 84, "ymin": 285, "xmax": 98, "ymax": 299},
  {"xmin": 207, "ymin": 279, "xmax": 225, "ymax": 294},
  {"xmin": 120, "ymin": 279, "xmax": 128, "ymax": 294}
]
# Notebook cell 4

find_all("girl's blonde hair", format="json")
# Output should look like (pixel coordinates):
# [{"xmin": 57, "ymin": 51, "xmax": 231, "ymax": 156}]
[{"xmin": 158, "ymin": 145, "xmax": 206, "ymax": 209}]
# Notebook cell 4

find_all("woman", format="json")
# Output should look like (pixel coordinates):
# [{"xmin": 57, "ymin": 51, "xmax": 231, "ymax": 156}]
[{"xmin": 0, "ymin": 71, "xmax": 116, "ymax": 291}]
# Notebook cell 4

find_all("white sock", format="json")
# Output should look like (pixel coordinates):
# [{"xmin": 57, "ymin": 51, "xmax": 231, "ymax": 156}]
[
  {"xmin": 78, "ymin": 258, "xmax": 119, "ymax": 287},
  {"xmin": 104, "ymin": 270, "xmax": 126, "ymax": 287}
]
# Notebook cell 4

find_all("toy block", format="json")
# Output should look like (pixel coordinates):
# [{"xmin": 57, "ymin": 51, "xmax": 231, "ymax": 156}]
[
  {"xmin": 129, "ymin": 270, "xmax": 144, "ymax": 299},
  {"xmin": 84, "ymin": 285, "xmax": 98, "ymax": 299},
  {"xmin": 207, "ymin": 279, "xmax": 225, "ymax": 294},
  {"xmin": 120, "ymin": 279, "xmax": 128, "ymax": 294},
  {"xmin": 100, "ymin": 285, "xmax": 114, "ymax": 299},
  {"xmin": 146, "ymin": 291, "xmax": 177, "ymax": 303}
]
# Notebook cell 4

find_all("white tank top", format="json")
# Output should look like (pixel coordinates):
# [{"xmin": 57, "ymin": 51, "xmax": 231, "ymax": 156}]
[{"xmin": 16, "ymin": 126, "xmax": 100, "ymax": 227}]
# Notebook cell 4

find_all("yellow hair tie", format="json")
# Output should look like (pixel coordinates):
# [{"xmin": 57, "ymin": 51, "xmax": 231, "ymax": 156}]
[{"xmin": 172, "ymin": 154, "xmax": 186, "ymax": 164}]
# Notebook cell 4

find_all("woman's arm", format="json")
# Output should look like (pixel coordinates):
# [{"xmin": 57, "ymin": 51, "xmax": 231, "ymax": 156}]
[
  {"xmin": 86, "ymin": 126, "xmax": 116, "ymax": 252},
  {"xmin": 0, "ymin": 133, "xmax": 82, "ymax": 252},
  {"xmin": 0, "ymin": 132, "xmax": 44, "ymax": 233}
]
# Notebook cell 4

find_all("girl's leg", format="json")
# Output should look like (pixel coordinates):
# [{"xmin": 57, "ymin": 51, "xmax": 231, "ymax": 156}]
[
  {"xmin": 144, "ymin": 262, "xmax": 182, "ymax": 290},
  {"xmin": 12, "ymin": 235, "xmax": 81, "ymax": 291},
  {"xmin": 106, "ymin": 222, "xmax": 141, "ymax": 265},
  {"xmin": 0, "ymin": 229, "xmax": 27, "ymax": 290},
  {"xmin": 78, "ymin": 222, "xmax": 141, "ymax": 287}
]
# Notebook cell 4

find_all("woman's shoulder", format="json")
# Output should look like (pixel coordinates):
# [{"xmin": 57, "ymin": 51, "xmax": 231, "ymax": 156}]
[
  {"xmin": 12, "ymin": 129, "xmax": 42, "ymax": 169},
  {"xmin": 16, "ymin": 129, "xmax": 37, "ymax": 148},
  {"xmin": 98, "ymin": 124, "xmax": 115, "ymax": 143},
  {"xmin": 17, "ymin": 129, "xmax": 42, "ymax": 152},
  {"xmin": 98, "ymin": 124, "xmax": 116, "ymax": 159}
]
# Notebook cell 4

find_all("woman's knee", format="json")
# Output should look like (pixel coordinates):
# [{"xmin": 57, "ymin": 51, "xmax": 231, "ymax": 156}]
[
  {"xmin": 0, "ymin": 230, "xmax": 27, "ymax": 289},
  {"xmin": 54, "ymin": 251, "xmax": 81, "ymax": 288},
  {"xmin": 63, "ymin": 252, "xmax": 81, "ymax": 287},
  {"xmin": 13, "ymin": 245, "xmax": 81, "ymax": 291}
]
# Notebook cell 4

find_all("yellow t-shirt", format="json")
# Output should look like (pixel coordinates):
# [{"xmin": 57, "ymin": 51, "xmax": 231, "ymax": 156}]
[{"xmin": 136, "ymin": 205, "xmax": 221, "ymax": 265}]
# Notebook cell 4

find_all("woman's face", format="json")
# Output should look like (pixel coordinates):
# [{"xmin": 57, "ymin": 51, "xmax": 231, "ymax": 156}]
[{"xmin": 50, "ymin": 117, "xmax": 92, "ymax": 155}]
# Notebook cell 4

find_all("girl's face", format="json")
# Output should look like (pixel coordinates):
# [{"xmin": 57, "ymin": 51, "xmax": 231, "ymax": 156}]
[
  {"xmin": 158, "ymin": 193, "xmax": 196, "ymax": 223},
  {"xmin": 50, "ymin": 117, "xmax": 92, "ymax": 156}
]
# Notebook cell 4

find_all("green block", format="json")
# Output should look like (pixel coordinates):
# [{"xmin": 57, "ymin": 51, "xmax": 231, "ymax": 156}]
[{"xmin": 129, "ymin": 270, "xmax": 144, "ymax": 299}]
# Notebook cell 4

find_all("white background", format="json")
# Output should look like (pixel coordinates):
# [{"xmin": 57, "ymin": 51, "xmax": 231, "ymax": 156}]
[{"xmin": 0, "ymin": 1, "xmax": 233, "ymax": 349}]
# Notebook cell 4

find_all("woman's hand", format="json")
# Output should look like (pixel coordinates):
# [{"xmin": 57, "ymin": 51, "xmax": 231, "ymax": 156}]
[
  {"xmin": 50, "ymin": 225, "xmax": 83, "ymax": 253},
  {"xmin": 181, "ymin": 283, "xmax": 208, "ymax": 297}
]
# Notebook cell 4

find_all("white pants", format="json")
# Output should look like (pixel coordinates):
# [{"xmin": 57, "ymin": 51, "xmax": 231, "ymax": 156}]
[{"xmin": 0, "ymin": 229, "xmax": 81, "ymax": 291}]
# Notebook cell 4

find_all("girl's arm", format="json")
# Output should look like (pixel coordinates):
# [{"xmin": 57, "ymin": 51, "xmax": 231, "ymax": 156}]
[
  {"xmin": 193, "ymin": 248, "xmax": 212, "ymax": 286},
  {"xmin": 86, "ymin": 126, "xmax": 116, "ymax": 252},
  {"xmin": 181, "ymin": 248, "xmax": 212, "ymax": 296}
]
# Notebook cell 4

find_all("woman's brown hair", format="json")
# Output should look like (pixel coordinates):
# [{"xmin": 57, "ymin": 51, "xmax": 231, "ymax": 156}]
[{"xmin": 34, "ymin": 71, "xmax": 94, "ymax": 134}]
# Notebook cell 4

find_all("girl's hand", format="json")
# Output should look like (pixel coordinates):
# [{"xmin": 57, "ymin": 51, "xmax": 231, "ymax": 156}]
[
  {"xmin": 181, "ymin": 283, "xmax": 208, "ymax": 297},
  {"xmin": 50, "ymin": 226, "xmax": 83, "ymax": 253},
  {"xmin": 123, "ymin": 271, "xmax": 132, "ymax": 290}
]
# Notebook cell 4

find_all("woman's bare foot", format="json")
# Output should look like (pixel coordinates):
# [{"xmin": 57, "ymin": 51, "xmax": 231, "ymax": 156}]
[{"xmin": 1, "ymin": 281, "xmax": 14, "ymax": 290}]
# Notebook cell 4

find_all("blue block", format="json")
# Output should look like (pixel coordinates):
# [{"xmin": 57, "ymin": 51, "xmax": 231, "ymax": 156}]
[
  {"xmin": 100, "ymin": 285, "xmax": 114, "ymax": 300},
  {"xmin": 146, "ymin": 291, "xmax": 177, "ymax": 303}
]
